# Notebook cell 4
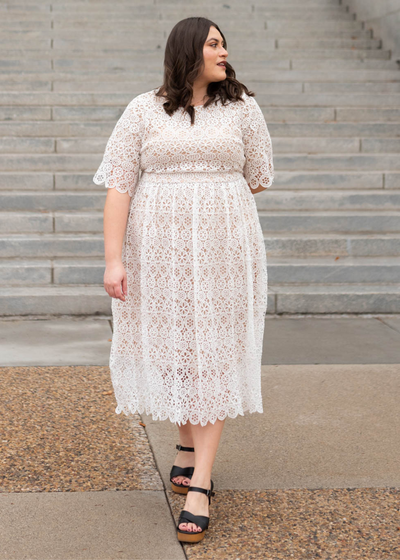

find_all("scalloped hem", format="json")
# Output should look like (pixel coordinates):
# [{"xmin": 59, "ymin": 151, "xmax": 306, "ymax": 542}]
[{"xmin": 115, "ymin": 402, "xmax": 263, "ymax": 427}]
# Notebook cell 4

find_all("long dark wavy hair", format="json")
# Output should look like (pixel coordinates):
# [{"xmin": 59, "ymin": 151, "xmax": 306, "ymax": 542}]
[{"xmin": 155, "ymin": 17, "xmax": 255, "ymax": 125}]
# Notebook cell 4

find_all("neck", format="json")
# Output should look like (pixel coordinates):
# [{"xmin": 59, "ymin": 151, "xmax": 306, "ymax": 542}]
[{"xmin": 191, "ymin": 81, "xmax": 209, "ymax": 106}]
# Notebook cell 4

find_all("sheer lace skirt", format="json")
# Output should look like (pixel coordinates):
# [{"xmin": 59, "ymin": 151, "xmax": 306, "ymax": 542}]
[{"xmin": 109, "ymin": 171, "xmax": 267, "ymax": 426}]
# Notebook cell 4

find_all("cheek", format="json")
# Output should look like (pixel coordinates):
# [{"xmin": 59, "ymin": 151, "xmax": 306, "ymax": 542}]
[{"xmin": 203, "ymin": 50, "xmax": 217, "ymax": 71}]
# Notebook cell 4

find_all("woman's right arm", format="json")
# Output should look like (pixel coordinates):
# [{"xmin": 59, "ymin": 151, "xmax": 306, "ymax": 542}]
[
  {"xmin": 93, "ymin": 95, "xmax": 145, "ymax": 301},
  {"xmin": 103, "ymin": 188, "xmax": 131, "ymax": 301}
]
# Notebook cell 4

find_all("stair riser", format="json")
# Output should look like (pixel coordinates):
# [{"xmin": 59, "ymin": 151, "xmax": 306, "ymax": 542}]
[
  {"xmin": 2, "ymin": 262, "xmax": 400, "ymax": 286},
  {"xmin": 1, "ymin": 123, "xmax": 399, "ymax": 139},
  {"xmin": 3, "ymin": 191, "xmax": 400, "ymax": 212},
  {"xmin": 0, "ymin": 49, "xmax": 391, "ymax": 61},
  {"xmin": 274, "ymin": 293, "xmax": 400, "ymax": 314},
  {"xmin": 259, "ymin": 215, "xmax": 400, "ymax": 234},
  {"xmin": 1, "ymin": 235, "xmax": 399, "ymax": 259},
  {"xmin": 0, "ymin": 154, "xmax": 399, "ymax": 172},
  {"xmin": 2, "ymin": 93, "xmax": 400, "ymax": 106},
  {"xmin": 1, "ymin": 290, "xmax": 399, "ymax": 316},
  {"xmin": 0, "ymin": 293, "xmax": 112, "ymax": 316}
]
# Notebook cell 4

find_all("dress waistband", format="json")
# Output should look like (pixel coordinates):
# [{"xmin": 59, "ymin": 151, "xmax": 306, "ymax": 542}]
[{"xmin": 140, "ymin": 170, "xmax": 244, "ymax": 184}]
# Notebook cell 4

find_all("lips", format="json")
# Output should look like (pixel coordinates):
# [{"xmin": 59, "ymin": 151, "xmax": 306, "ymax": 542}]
[{"xmin": 217, "ymin": 62, "xmax": 226, "ymax": 67}]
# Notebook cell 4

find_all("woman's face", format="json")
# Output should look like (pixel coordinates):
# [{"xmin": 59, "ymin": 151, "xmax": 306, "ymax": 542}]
[{"xmin": 201, "ymin": 26, "xmax": 228, "ymax": 83}]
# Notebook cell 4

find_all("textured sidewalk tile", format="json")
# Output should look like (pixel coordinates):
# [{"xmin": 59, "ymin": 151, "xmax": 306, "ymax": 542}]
[
  {"xmin": 0, "ymin": 366, "xmax": 162, "ymax": 492},
  {"xmin": 169, "ymin": 488, "xmax": 400, "ymax": 560},
  {"xmin": 0, "ymin": 490, "xmax": 185, "ymax": 560}
]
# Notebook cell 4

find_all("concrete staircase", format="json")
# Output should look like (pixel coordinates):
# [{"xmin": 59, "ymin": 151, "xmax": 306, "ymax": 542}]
[{"xmin": 1, "ymin": 0, "xmax": 399, "ymax": 316}]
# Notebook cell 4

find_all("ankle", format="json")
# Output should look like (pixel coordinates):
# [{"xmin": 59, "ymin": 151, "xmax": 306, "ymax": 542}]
[
  {"xmin": 178, "ymin": 442, "xmax": 194, "ymax": 450},
  {"xmin": 189, "ymin": 473, "xmax": 212, "ymax": 488}
]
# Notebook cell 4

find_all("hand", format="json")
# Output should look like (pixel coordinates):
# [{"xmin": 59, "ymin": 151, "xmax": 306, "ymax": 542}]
[{"xmin": 104, "ymin": 261, "xmax": 128, "ymax": 301}]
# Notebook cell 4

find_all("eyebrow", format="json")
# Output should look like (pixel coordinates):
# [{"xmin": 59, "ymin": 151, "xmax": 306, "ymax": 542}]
[{"xmin": 207, "ymin": 37, "xmax": 226, "ymax": 44}]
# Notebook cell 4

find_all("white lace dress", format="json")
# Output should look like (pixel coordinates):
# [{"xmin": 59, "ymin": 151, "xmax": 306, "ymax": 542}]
[{"xmin": 93, "ymin": 88, "xmax": 274, "ymax": 426}]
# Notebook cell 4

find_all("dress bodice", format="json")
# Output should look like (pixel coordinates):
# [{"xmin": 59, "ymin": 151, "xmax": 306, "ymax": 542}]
[{"xmin": 93, "ymin": 88, "xmax": 274, "ymax": 197}]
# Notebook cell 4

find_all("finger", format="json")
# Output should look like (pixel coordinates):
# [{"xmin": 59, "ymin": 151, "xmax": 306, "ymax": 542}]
[
  {"xmin": 122, "ymin": 274, "xmax": 128, "ymax": 297},
  {"xmin": 114, "ymin": 283, "xmax": 125, "ymax": 302}
]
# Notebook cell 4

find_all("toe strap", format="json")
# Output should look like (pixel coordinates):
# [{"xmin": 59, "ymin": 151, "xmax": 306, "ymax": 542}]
[
  {"xmin": 170, "ymin": 465, "xmax": 194, "ymax": 480},
  {"xmin": 178, "ymin": 510, "xmax": 209, "ymax": 531}
]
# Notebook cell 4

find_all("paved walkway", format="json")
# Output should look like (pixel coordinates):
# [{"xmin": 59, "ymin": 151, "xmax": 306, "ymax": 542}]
[{"xmin": 0, "ymin": 316, "xmax": 399, "ymax": 559}]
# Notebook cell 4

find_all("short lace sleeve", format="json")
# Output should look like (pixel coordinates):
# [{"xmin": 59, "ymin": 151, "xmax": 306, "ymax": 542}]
[
  {"xmin": 241, "ymin": 95, "xmax": 274, "ymax": 191},
  {"xmin": 92, "ymin": 95, "xmax": 145, "ymax": 198}
]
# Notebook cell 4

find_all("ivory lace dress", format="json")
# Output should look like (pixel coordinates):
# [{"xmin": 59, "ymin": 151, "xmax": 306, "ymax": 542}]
[{"xmin": 93, "ymin": 88, "xmax": 274, "ymax": 427}]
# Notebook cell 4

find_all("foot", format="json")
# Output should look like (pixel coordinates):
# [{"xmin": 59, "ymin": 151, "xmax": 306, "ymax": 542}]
[
  {"xmin": 171, "ymin": 448, "xmax": 195, "ymax": 487},
  {"xmin": 178, "ymin": 478, "xmax": 211, "ymax": 533}
]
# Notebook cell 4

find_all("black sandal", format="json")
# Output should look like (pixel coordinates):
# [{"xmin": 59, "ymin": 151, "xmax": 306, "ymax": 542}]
[
  {"xmin": 177, "ymin": 480, "xmax": 215, "ymax": 543},
  {"xmin": 170, "ymin": 444, "xmax": 195, "ymax": 494}
]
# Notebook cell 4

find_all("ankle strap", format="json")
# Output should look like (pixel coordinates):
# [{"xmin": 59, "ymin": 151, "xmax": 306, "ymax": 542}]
[
  {"xmin": 188, "ymin": 486, "xmax": 215, "ymax": 498},
  {"xmin": 176, "ymin": 444, "xmax": 195, "ymax": 453}
]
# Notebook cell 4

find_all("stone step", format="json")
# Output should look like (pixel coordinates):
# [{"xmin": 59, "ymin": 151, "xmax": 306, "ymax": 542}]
[
  {"xmin": 19, "ymin": 37, "xmax": 381, "ymax": 53},
  {"xmin": 267, "ymin": 124, "xmax": 400, "ymax": 139},
  {"xmin": 1, "ymin": 122, "xmax": 399, "ymax": 141},
  {"xmin": 2, "ymin": 255, "xmax": 400, "ymax": 286},
  {"xmin": 0, "ymin": 210, "xmax": 399, "ymax": 237},
  {"xmin": 0, "ymin": 48, "xmax": 392, "ymax": 61},
  {"xmin": 303, "ymin": 83, "xmax": 400, "ymax": 94},
  {"xmin": 37, "ymin": 6, "xmax": 355, "ymax": 16},
  {"xmin": 1, "ymin": 283, "xmax": 399, "ymax": 316},
  {"xmin": 0, "ymin": 27, "xmax": 374, "ymax": 40},
  {"xmin": 258, "ymin": 211, "xmax": 400, "ymax": 233},
  {"xmin": 0, "ymin": 232, "xmax": 398, "ymax": 260},
  {"xmin": 268, "ymin": 257, "xmax": 400, "ymax": 284},
  {"xmin": 3, "ymin": 59, "xmax": 397, "ymax": 74},
  {"xmin": 0, "ymin": 21, "xmax": 364, "ymax": 35},
  {"xmin": 0, "ymin": 171, "xmax": 398, "ymax": 192},
  {"xmin": 2, "ymin": 208, "xmax": 400, "ymax": 235},
  {"xmin": 256, "ymin": 190, "xmax": 400, "ymax": 210},
  {"xmin": 277, "ymin": 38, "xmax": 383, "ymax": 49},
  {"xmin": 2, "ymin": 92, "xmax": 400, "ymax": 107},
  {"xmin": 5, "ymin": 135, "xmax": 391, "ymax": 155},
  {"xmin": 39, "ymin": 136, "xmax": 400, "ymax": 155},
  {"xmin": 264, "ymin": 233, "xmax": 400, "ymax": 257},
  {"xmin": 0, "ymin": 234, "xmax": 104, "ymax": 258},
  {"xmin": 0, "ymin": 285, "xmax": 111, "ymax": 316},
  {"xmin": 1, "ymin": 153, "xmax": 399, "ymax": 172},
  {"xmin": 234, "ymin": 69, "xmax": 400, "ymax": 81},
  {"xmin": 3, "ymin": 105, "xmax": 400, "ymax": 123},
  {"xmin": 2, "ymin": 189, "xmax": 400, "ymax": 212},
  {"xmin": 52, "ymin": 20, "xmax": 364, "ymax": 31},
  {"xmin": 42, "ymin": 37, "xmax": 387, "ymax": 50},
  {"xmin": 272, "ymin": 137, "xmax": 400, "ymax": 153},
  {"xmin": 267, "ymin": 171, "xmax": 400, "ymax": 190},
  {"xmin": 270, "ymin": 283, "xmax": 400, "ymax": 314},
  {"xmin": 0, "ymin": 68, "xmax": 398, "ymax": 82},
  {"xmin": 1, "ymin": 57, "xmax": 396, "ymax": 73},
  {"xmin": 0, "ymin": 11, "xmax": 357, "ymax": 23}
]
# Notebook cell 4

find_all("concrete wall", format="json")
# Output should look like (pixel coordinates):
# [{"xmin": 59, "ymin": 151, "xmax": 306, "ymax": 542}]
[{"xmin": 343, "ymin": 0, "xmax": 400, "ymax": 59}]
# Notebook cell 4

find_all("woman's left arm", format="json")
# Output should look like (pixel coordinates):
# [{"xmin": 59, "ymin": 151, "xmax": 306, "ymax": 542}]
[{"xmin": 241, "ymin": 95, "xmax": 275, "ymax": 194}]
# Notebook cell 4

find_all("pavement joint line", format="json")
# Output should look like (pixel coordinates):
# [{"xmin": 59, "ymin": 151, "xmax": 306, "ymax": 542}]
[
  {"xmin": 1, "ymin": 312, "xmax": 400, "ymax": 321},
  {"xmin": 136, "ymin": 412, "xmax": 188, "ymax": 559},
  {"xmin": 374, "ymin": 316, "xmax": 400, "ymax": 334}
]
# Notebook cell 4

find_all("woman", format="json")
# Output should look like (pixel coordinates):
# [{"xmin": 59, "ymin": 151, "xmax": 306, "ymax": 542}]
[{"xmin": 93, "ymin": 16, "xmax": 274, "ymax": 544}]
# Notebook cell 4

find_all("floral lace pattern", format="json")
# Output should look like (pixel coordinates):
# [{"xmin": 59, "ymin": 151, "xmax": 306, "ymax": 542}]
[{"xmin": 93, "ymin": 88, "xmax": 274, "ymax": 426}]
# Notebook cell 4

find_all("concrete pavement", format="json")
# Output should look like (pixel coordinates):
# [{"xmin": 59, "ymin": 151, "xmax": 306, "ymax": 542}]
[{"xmin": 0, "ymin": 315, "xmax": 399, "ymax": 559}]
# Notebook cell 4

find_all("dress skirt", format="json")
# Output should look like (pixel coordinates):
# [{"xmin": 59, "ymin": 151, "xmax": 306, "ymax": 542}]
[{"xmin": 109, "ymin": 170, "xmax": 268, "ymax": 427}]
